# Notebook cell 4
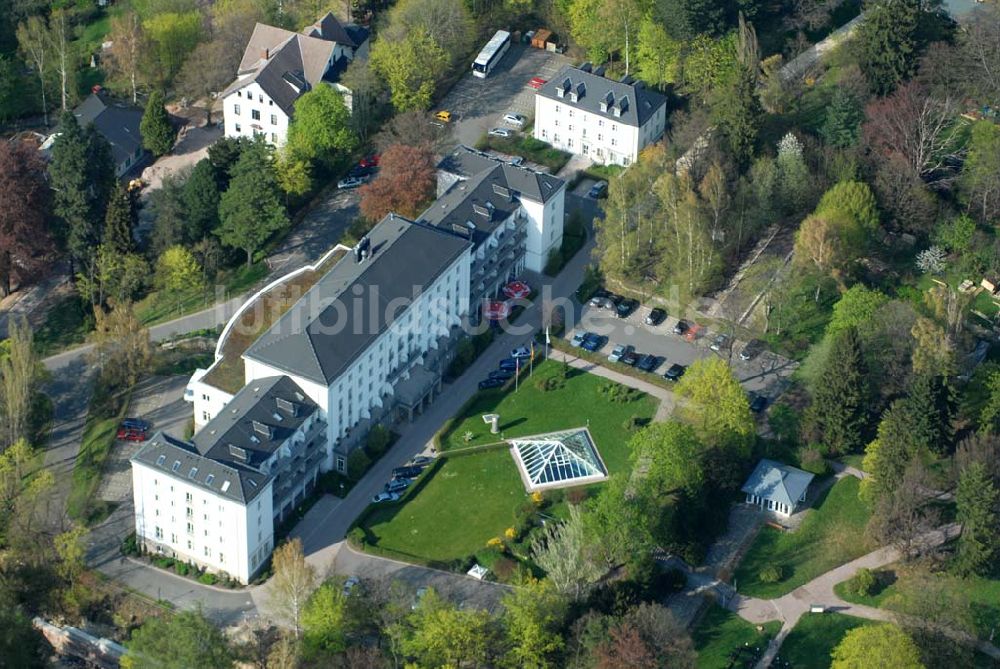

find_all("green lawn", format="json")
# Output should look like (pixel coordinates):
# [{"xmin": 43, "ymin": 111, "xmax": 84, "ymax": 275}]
[
  {"xmin": 779, "ymin": 613, "xmax": 873, "ymax": 669},
  {"xmin": 838, "ymin": 454, "xmax": 866, "ymax": 471},
  {"xmin": 692, "ymin": 605, "xmax": 781, "ymax": 669},
  {"xmin": 733, "ymin": 477, "xmax": 873, "ymax": 598},
  {"xmin": 67, "ymin": 394, "xmax": 130, "ymax": 524},
  {"xmin": 437, "ymin": 360, "xmax": 658, "ymax": 475},
  {"xmin": 134, "ymin": 263, "xmax": 268, "ymax": 326},
  {"xmin": 360, "ymin": 449, "xmax": 526, "ymax": 564}
]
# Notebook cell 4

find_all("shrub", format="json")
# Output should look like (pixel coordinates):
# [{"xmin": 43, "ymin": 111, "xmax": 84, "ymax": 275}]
[
  {"xmin": 175, "ymin": 561, "xmax": 190, "ymax": 576},
  {"xmin": 121, "ymin": 532, "xmax": 139, "ymax": 556},
  {"xmin": 544, "ymin": 248, "xmax": 564, "ymax": 276},
  {"xmin": 365, "ymin": 425, "xmax": 393, "ymax": 458},
  {"xmin": 600, "ymin": 382, "xmax": 640, "ymax": 403},
  {"xmin": 153, "ymin": 557, "xmax": 174, "ymax": 570},
  {"xmin": 759, "ymin": 565, "xmax": 785, "ymax": 583},
  {"xmin": 535, "ymin": 375, "xmax": 564, "ymax": 392},
  {"xmin": 347, "ymin": 527, "xmax": 366, "ymax": 547},
  {"xmin": 623, "ymin": 414, "xmax": 648, "ymax": 431},
  {"xmin": 798, "ymin": 446, "xmax": 830, "ymax": 476},
  {"xmin": 848, "ymin": 567, "xmax": 877, "ymax": 597},
  {"xmin": 346, "ymin": 448, "xmax": 371, "ymax": 482},
  {"xmin": 197, "ymin": 572, "xmax": 218, "ymax": 586}
]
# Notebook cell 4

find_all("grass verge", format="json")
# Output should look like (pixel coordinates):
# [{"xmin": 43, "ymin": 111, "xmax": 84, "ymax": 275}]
[
  {"xmin": 692, "ymin": 604, "xmax": 782, "ymax": 669},
  {"xmin": 67, "ymin": 388, "xmax": 130, "ymax": 524},
  {"xmin": 779, "ymin": 612, "xmax": 873, "ymax": 669},
  {"xmin": 475, "ymin": 134, "xmax": 572, "ymax": 173},
  {"xmin": 733, "ymin": 476, "xmax": 872, "ymax": 598}
]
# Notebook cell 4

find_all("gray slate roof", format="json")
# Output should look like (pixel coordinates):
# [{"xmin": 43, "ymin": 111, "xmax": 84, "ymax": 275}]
[
  {"xmin": 244, "ymin": 216, "xmax": 471, "ymax": 385},
  {"xmin": 302, "ymin": 12, "xmax": 369, "ymax": 49},
  {"xmin": 437, "ymin": 145, "xmax": 564, "ymax": 204},
  {"xmin": 192, "ymin": 376, "xmax": 318, "ymax": 469},
  {"xmin": 741, "ymin": 459, "xmax": 815, "ymax": 508},
  {"xmin": 74, "ymin": 92, "xmax": 144, "ymax": 169},
  {"xmin": 132, "ymin": 432, "xmax": 271, "ymax": 505},
  {"xmin": 536, "ymin": 65, "xmax": 667, "ymax": 128}
]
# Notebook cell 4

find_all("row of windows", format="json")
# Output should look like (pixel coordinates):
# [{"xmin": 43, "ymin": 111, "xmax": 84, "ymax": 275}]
[
  {"xmin": 231, "ymin": 125, "xmax": 279, "ymax": 144},
  {"xmin": 236, "ymin": 90, "xmax": 273, "ymax": 106},
  {"xmin": 153, "ymin": 526, "xmax": 227, "ymax": 564},
  {"xmin": 232, "ymin": 105, "xmax": 278, "ymax": 126},
  {"xmin": 552, "ymin": 105, "xmax": 618, "ymax": 132},
  {"xmin": 541, "ymin": 128, "xmax": 616, "ymax": 147}
]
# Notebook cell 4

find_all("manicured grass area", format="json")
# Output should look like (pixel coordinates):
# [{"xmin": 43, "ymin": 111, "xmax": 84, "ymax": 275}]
[
  {"xmin": 835, "ymin": 568, "xmax": 1000, "ymax": 640},
  {"xmin": 475, "ymin": 134, "xmax": 572, "ymax": 173},
  {"xmin": 359, "ymin": 449, "xmax": 526, "ymax": 564},
  {"xmin": 733, "ymin": 477, "xmax": 873, "ymax": 598},
  {"xmin": 67, "ymin": 392, "xmax": 130, "ymax": 524},
  {"xmin": 437, "ymin": 359, "xmax": 658, "ymax": 475},
  {"xmin": 692, "ymin": 605, "xmax": 781, "ymax": 669},
  {"xmin": 838, "ymin": 454, "xmax": 866, "ymax": 471},
  {"xmin": 779, "ymin": 613, "xmax": 873, "ymax": 669}
]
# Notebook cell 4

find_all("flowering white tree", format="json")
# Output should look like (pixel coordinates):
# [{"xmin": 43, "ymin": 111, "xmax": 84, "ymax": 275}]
[
  {"xmin": 916, "ymin": 246, "xmax": 947, "ymax": 274},
  {"xmin": 777, "ymin": 132, "xmax": 810, "ymax": 213}
]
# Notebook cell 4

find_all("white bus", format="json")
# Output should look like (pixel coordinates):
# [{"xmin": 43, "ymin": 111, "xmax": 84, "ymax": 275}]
[{"xmin": 472, "ymin": 30, "xmax": 511, "ymax": 79}]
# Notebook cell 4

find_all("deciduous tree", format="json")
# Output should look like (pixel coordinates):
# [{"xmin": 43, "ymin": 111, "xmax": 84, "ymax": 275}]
[
  {"xmin": 15, "ymin": 16, "xmax": 49, "ymax": 124},
  {"xmin": 674, "ymin": 357, "xmax": 754, "ymax": 458},
  {"xmin": 591, "ymin": 603, "xmax": 696, "ymax": 669},
  {"xmin": 530, "ymin": 504, "xmax": 603, "ymax": 601},
  {"xmin": 0, "ymin": 140, "xmax": 52, "ymax": 296},
  {"xmin": 156, "ymin": 246, "xmax": 203, "ymax": 293},
  {"xmin": 105, "ymin": 12, "xmax": 145, "ymax": 104},
  {"xmin": 123, "ymin": 609, "xmax": 235, "ymax": 669},
  {"xmin": 269, "ymin": 538, "xmax": 317, "ymax": 638},
  {"xmin": 501, "ymin": 578, "xmax": 568, "ymax": 669},
  {"xmin": 92, "ymin": 301, "xmax": 152, "ymax": 388},
  {"xmin": 217, "ymin": 140, "xmax": 288, "ymax": 266},
  {"xmin": 959, "ymin": 120, "xmax": 1000, "ymax": 224},
  {"xmin": 300, "ymin": 579, "xmax": 349, "ymax": 658},
  {"xmin": 47, "ymin": 9, "xmax": 73, "ymax": 110},
  {"xmin": 142, "ymin": 11, "xmax": 202, "ymax": 86},
  {"xmin": 402, "ymin": 588, "xmax": 499, "ymax": 667},
  {"xmin": 370, "ymin": 29, "xmax": 447, "ymax": 112},
  {"xmin": 287, "ymin": 86, "xmax": 357, "ymax": 166},
  {"xmin": 0, "ymin": 317, "xmax": 39, "ymax": 448},
  {"xmin": 831, "ymin": 624, "xmax": 924, "ymax": 669},
  {"xmin": 359, "ymin": 143, "xmax": 436, "ymax": 220}
]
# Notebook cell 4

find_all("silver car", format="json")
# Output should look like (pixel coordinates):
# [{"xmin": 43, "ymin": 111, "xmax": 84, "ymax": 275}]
[
  {"xmin": 608, "ymin": 344, "xmax": 634, "ymax": 363},
  {"xmin": 502, "ymin": 113, "xmax": 526, "ymax": 128},
  {"xmin": 489, "ymin": 127, "xmax": 512, "ymax": 138}
]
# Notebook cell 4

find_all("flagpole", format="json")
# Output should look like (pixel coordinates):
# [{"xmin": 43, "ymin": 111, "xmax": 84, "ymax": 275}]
[
  {"xmin": 530, "ymin": 340, "xmax": 534, "ymax": 377},
  {"xmin": 515, "ymin": 356, "xmax": 520, "ymax": 392}
]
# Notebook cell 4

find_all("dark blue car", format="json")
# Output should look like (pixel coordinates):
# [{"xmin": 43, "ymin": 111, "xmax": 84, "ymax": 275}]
[
  {"xmin": 580, "ymin": 333, "xmax": 604, "ymax": 352},
  {"xmin": 498, "ymin": 357, "xmax": 519, "ymax": 371},
  {"xmin": 479, "ymin": 378, "xmax": 505, "ymax": 390},
  {"xmin": 490, "ymin": 369, "xmax": 514, "ymax": 380}
]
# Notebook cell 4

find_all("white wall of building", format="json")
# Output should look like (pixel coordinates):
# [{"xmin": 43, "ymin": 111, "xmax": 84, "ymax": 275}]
[
  {"xmin": 131, "ymin": 461, "xmax": 273, "ymax": 584},
  {"xmin": 533, "ymin": 94, "xmax": 666, "ymax": 165},
  {"xmin": 224, "ymin": 81, "xmax": 292, "ymax": 146},
  {"xmin": 191, "ymin": 381, "xmax": 234, "ymax": 432},
  {"xmin": 521, "ymin": 184, "xmax": 565, "ymax": 273}
]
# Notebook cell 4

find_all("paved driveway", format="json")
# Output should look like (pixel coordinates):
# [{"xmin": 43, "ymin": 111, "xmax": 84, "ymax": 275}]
[
  {"xmin": 267, "ymin": 187, "xmax": 360, "ymax": 276},
  {"xmin": 566, "ymin": 303, "xmax": 798, "ymax": 400},
  {"xmin": 442, "ymin": 44, "xmax": 570, "ymax": 147}
]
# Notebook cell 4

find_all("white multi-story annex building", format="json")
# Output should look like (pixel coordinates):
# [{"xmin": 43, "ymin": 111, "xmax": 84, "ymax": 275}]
[
  {"xmin": 221, "ymin": 12, "xmax": 369, "ymax": 146},
  {"xmin": 533, "ymin": 64, "xmax": 668, "ymax": 166},
  {"xmin": 132, "ymin": 154, "xmax": 566, "ymax": 583}
]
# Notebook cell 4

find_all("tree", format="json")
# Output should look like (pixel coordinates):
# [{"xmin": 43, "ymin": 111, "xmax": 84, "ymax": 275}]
[
  {"xmin": 584, "ymin": 474, "xmax": 656, "ymax": 569},
  {"xmin": 15, "ymin": 16, "xmax": 49, "ymax": 124},
  {"xmin": 359, "ymin": 143, "xmax": 437, "ymax": 220},
  {"xmin": 953, "ymin": 462, "xmax": 999, "ymax": 577},
  {"xmin": 0, "ymin": 317, "xmax": 39, "ymax": 448},
  {"xmin": 217, "ymin": 140, "xmax": 288, "ymax": 266},
  {"xmin": 960, "ymin": 5, "xmax": 1000, "ymax": 106},
  {"xmin": 387, "ymin": 0, "xmax": 475, "ymax": 69},
  {"xmin": 0, "ymin": 140, "xmax": 53, "ymax": 296},
  {"xmin": 47, "ymin": 9, "xmax": 73, "ymax": 110},
  {"xmin": 793, "ymin": 212, "xmax": 862, "ymax": 291},
  {"xmin": 0, "ymin": 585, "xmax": 49, "ymax": 668},
  {"xmin": 104, "ymin": 183, "xmax": 135, "ymax": 255},
  {"xmin": 370, "ymin": 29, "xmax": 448, "ymax": 111},
  {"xmin": 959, "ymin": 120, "xmax": 1000, "ymax": 224},
  {"xmin": 181, "ymin": 160, "xmax": 220, "ymax": 241},
  {"xmin": 402, "ymin": 588, "xmax": 499, "ymax": 667},
  {"xmin": 142, "ymin": 11, "xmax": 202, "ymax": 86},
  {"xmin": 269, "ymin": 538, "xmax": 317, "ymax": 637},
  {"xmin": 276, "ymin": 152, "xmax": 313, "ymax": 197},
  {"xmin": 141, "ymin": 90, "xmax": 176, "ymax": 157},
  {"xmin": 775, "ymin": 132, "xmax": 810, "ymax": 214},
  {"xmin": 804, "ymin": 327, "xmax": 870, "ymax": 455},
  {"xmin": 54, "ymin": 523, "xmax": 87, "ymax": 585},
  {"xmin": 156, "ymin": 246, "xmax": 203, "ymax": 293},
  {"xmin": 828, "ymin": 285, "xmax": 889, "ymax": 336},
  {"xmin": 629, "ymin": 422, "xmax": 706, "ymax": 496},
  {"xmin": 287, "ymin": 86, "xmax": 357, "ymax": 166},
  {"xmin": 591, "ymin": 603, "xmax": 696, "ymax": 669},
  {"xmin": 636, "ymin": 18, "xmax": 680, "ymax": 87},
  {"xmin": 123, "ymin": 609, "xmax": 235, "ymax": 669},
  {"xmin": 674, "ymin": 357, "xmax": 755, "ymax": 458},
  {"xmin": 910, "ymin": 316, "xmax": 954, "ymax": 378},
  {"xmin": 815, "ymin": 181, "xmax": 880, "ymax": 233},
  {"xmin": 855, "ymin": 0, "xmax": 920, "ymax": 95},
  {"xmin": 92, "ymin": 301, "xmax": 152, "ymax": 388},
  {"xmin": 530, "ymin": 504, "xmax": 603, "ymax": 601},
  {"xmin": 822, "ymin": 87, "xmax": 864, "ymax": 148},
  {"xmin": 830, "ymin": 624, "xmax": 924, "ymax": 669},
  {"xmin": 105, "ymin": 12, "xmax": 144, "ymax": 104},
  {"xmin": 709, "ymin": 16, "xmax": 761, "ymax": 166},
  {"xmin": 300, "ymin": 580, "xmax": 349, "ymax": 658},
  {"xmin": 501, "ymin": 578, "xmax": 568, "ymax": 669},
  {"xmin": 340, "ymin": 59, "xmax": 384, "ymax": 141},
  {"xmin": 867, "ymin": 458, "xmax": 941, "ymax": 559}
]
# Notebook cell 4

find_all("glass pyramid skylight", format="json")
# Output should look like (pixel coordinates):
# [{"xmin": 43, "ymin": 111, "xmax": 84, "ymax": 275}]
[{"xmin": 509, "ymin": 428, "xmax": 607, "ymax": 491}]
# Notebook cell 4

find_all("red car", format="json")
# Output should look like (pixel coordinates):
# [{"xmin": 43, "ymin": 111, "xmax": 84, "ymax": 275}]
[
  {"xmin": 528, "ymin": 77, "xmax": 547, "ymax": 90},
  {"xmin": 359, "ymin": 154, "xmax": 380, "ymax": 168},
  {"xmin": 117, "ymin": 427, "xmax": 147, "ymax": 442}
]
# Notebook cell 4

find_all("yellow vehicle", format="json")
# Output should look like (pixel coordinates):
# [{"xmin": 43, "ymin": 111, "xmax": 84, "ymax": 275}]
[{"xmin": 434, "ymin": 110, "xmax": 452, "ymax": 123}]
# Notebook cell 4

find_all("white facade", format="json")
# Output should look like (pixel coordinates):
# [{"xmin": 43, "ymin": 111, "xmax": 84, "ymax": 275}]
[
  {"xmin": 533, "ymin": 94, "xmax": 667, "ymax": 166},
  {"xmin": 521, "ymin": 183, "xmax": 565, "ymax": 272},
  {"xmin": 224, "ymin": 81, "xmax": 293, "ymax": 146},
  {"xmin": 131, "ymin": 460, "xmax": 274, "ymax": 584}
]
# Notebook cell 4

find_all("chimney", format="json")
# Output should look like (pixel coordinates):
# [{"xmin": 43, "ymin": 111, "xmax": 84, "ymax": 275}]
[{"xmin": 261, "ymin": 48, "xmax": 270, "ymax": 60}]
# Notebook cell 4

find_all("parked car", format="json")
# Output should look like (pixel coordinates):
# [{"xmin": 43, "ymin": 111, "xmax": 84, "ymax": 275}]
[
  {"xmin": 479, "ymin": 378, "xmax": 505, "ymax": 390},
  {"xmin": 435, "ymin": 110, "xmax": 452, "ymax": 123},
  {"xmin": 749, "ymin": 393, "xmax": 769, "ymax": 413},
  {"xmin": 672, "ymin": 320, "xmax": 690, "ymax": 335},
  {"xmin": 644, "ymin": 308, "xmax": 666, "ymax": 326},
  {"xmin": 620, "ymin": 350, "xmax": 639, "ymax": 366},
  {"xmin": 605, "ymin": 293, "xmax": 623, "ymax": 308},
  {"xmin": 489, "ymin": 127, "xmax": 512, "ymax": 138},
  {"xmin": 581, "ymin": 333, "xmax": 605, "ymax": 352},
  {"xmin": 372, "ymin": 491, "xmax": 400, "ymax": 503},
  {"xmin": 412, "ymin": 586, "xmax": 429, "ymax": 610},
  {"xmin": 502, "ymin": 112, "xmax": 526, "ymax": 127},
  {"xmin": 511, "ymin": 346, "xmax": 531, "ymax": 359},
  {"xmin": 122, "ymin": 418, "xmax": 151, "ymax": 431},
  {"xmin": 710, "ymin": 333, "xmax": 731, "ymax": 352},
  {"xmin": 571, "ymin": 331, "xmax": 589, "ymax": 347},
  {"xmin": 664, "ymin": 363, "xmax": 686, "ymax": 381},
  {"xmin": 498, "ymin": 357, "xmax": 519, "ymax": 371},
  {"xmin": 393, "ymin": 466, "xmax": 422, "ymax": 479},
  {"xmin": 608, "ymin": 344, "xmax": 634, "ymax": 363},
  {"xmin": 359, "ymin": 154, "xmax": 380, "ymax": 168},
  {"xmin": 636, "ymin": 354, "xmax": 661, "ymax": 372},
  {"xmin": 489, "ymin": 368, "xmax": 514, "ymax": 381},
  {"xmin": 616, "ymin": 298, "xmax": 638, "ymax": 318},
  {"xmin": 528, "ymin": 76, "xmax": 547, "ymax": 89},
  {"xmin": 740, "ymin": 339, "xmax": 765, "ymax": 361},
  {"xmin": 588, "ymin": 288, "xmax": 610, "ymax": 307},
  {"xmin": 587, "ymin": 180, "xmax": 608, "ymax": 198},
  {"xmin": 117, "ymin": 427, "xmax": 147, "ymax": 441},
  {"xmin": 407, "ymin": 455, "xmax": 434, "ymax": 467},
  {"xmin": 349, "ymin": 165, "xmax": 375, "ymax": 178},
  {"xmin": 385, "ymin": 478, "xmax": 411, "ymax": 493},
  {"xmin": 337, "ymin": 176, "xmax": 365, "ymax": 189}
]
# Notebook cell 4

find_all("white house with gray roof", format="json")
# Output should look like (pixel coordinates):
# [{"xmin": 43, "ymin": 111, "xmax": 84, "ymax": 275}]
[
  {"xmin": 131, "ymin": 376, "xmax": 323, "ymax": 583},
  {"xmin": 741, "ymin": 459, "xmax": 815, "ymax": 517},
  {"xmin": 533, "ymin": 64, "xmax": 667, "ymax": 166},
  {"xmin": 221, "ymin": 13, "xmax": 369, "ymax": 146}
]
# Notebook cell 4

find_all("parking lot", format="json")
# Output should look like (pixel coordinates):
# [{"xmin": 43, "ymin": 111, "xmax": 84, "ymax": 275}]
[
  {"xmin": 565, "ymin": 302, "xmax": 798, "ymax": 402},
  {"xmin": 441, "ymin": 43, "xmax": 570, "ymax": 147}
]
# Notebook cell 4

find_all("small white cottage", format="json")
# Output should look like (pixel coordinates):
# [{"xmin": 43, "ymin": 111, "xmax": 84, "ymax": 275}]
[{"xmin": 741, "ymin": 459, "xmax": 815, "ymax": 517}]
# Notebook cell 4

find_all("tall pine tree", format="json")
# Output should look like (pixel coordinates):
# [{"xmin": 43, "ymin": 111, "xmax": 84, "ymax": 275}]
[
  {"xmin": 181, "ymin": 159, "xmax": 220, "ymax": 242},
  {"xmin": 140, "ymin": 90, "xmax": 176, "ymax": 157},
  {"xmin": 856, "ymin": 0, "xmax": 919, "ymax": 95},
  {"xmin": 103, "ymin": 183, "xmax": 135, "ymax": 254},
  {"xmin": 954, "ymin": 463, "xmax": 999, "ymax": 576},
  {"xmin": 806, "ymin": 326, "xmax": 871, "ymax": 455}
]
